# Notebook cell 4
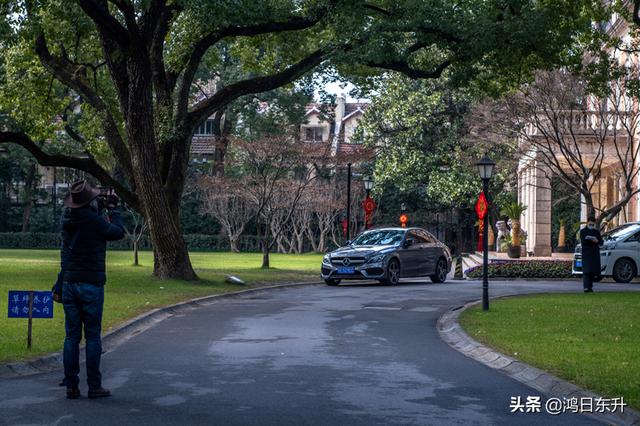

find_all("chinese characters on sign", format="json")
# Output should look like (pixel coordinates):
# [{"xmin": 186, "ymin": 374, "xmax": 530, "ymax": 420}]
[
  {"xmin": 7, "ymin": 291, "xmax": 54, "ymax": 319},
  {"xmin": 510, "ymin": 396, "xmax": 626, "ymax": 415}
]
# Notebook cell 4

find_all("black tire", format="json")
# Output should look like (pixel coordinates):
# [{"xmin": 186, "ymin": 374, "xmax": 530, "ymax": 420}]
[
  {"xmin": 593, "ymin": 275, "xmax": 603, "ymax": 283},
  {"xmin": 430, "ymin": 257, "xmax": 449, "ymax": 283},
  {"xmin": 612, "ymin": 258, "xmax": 636, "ymax": 283},
  {"xmin": 381, "ymin": 259, "xmax": 401, "ymax": 285},
  {"xmin": 324, "ymin": 278, "xmax": 341, "ymax": 286}
]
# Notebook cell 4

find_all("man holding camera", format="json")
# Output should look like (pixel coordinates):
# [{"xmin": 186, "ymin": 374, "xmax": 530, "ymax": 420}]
[{"xmin": 53, "ymin": 180, "xmax": 125, "ymax": 399}]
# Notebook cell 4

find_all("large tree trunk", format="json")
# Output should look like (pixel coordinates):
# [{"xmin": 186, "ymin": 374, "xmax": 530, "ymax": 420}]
[{"xmin": 126, "ymin": 58, "xmax": 197, "ymax": 280}]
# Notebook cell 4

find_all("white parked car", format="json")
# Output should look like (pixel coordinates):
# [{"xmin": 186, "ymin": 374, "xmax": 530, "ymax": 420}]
[{"xmin": 573, "ymin": 222, "xmax": 640, "ymax": 283}]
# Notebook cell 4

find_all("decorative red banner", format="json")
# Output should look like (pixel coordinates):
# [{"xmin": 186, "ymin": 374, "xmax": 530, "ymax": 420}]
[
  {"xmin": 362, "ymin": 196, "xmax": 377, "ymax": 214},
  {"xmin": 475, "ymin": 191, "xmax": 488, "ymax": 220}
]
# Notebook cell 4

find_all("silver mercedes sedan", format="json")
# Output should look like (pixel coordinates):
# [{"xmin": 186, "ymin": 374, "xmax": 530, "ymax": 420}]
[{"xmin": 321, "ymin": 227, "xmax": 452, "ymax": 286}]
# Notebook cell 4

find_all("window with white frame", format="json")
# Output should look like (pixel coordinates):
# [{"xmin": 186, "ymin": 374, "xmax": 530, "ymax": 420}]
[
  {"xmin": 304, "ymin": 126, "xmax": 324, "ymax": 142},
  {"xmin": 195, "ymin": 119, "xmax": 215, "ymax": 135}
]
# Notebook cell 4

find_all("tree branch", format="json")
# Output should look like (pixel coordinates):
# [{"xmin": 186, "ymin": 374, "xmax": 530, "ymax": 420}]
[
  {"xmin": 175, "ymin": 15, "xmax": 328, "ymax": 121},
  {"xmin": 184, "ymin": 48, "xmax": 327, "ymax": 130},
  {"xmin": 365, "ymin": 58, "xmax": 451, "ymax": 79},
  {"xmin": 35, "ymin": 32, "xmax": 134, "ymax": 183},
  {"xmin": 77, "ymin": 0, "xmax": 130, "ymax": 48},
  {"xmin": 0, "ymin": 131, "xmax": 139, "ymax": 210}
]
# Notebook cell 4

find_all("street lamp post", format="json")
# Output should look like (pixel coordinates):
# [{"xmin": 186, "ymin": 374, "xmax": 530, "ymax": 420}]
[
  {"xmin": 476, "ymin": 154, "xmax": 495, "ymax": 311},
  {"xmin": 346, "ymin": 163, "xmax": 352, "ymax": 242}
]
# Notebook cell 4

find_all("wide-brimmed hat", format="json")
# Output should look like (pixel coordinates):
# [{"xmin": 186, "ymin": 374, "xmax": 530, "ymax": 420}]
[{"xmin": 63, "ymin": 180, "xmax": 100, "ymax": 208}]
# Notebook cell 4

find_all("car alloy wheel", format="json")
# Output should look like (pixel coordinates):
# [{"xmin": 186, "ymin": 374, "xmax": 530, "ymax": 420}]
[
  {"xmin": 431, "ymin": 258, "xmax": 448, "ymax": 283},
  {"xmin": 613, "ymin": 258, "xmax": 636, "ymax": 283},
  {"xmin": 387, "ymin": 260, "xmax": 400, "ymax": 285}
]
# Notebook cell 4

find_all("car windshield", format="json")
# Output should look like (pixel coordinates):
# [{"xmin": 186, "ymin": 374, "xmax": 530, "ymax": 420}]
[
  {"xmin": 603, "ymin": 224, "xmax": 640, "ymax": 241},
  {"xmin": 351, "ymin": 230, "xmax": 405, "ymax": 246}
]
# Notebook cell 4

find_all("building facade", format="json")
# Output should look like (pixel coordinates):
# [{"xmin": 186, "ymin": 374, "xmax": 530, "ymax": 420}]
[{"xmin": 518, "ymin": 13, "xmax": 640, "ymax": 255}]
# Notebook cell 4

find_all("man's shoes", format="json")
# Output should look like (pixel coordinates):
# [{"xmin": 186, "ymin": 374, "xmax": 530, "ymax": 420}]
[
  {"xmin": 66, "ymin": 387, "xmax": 81, "ymax": 399},
  {"xmin": 88, "ymin": 387, "xmax": 111, "ymax": 399},
  {"xmin": 584, "ymin": 289, "xmax": 594, "ymax": 293}
]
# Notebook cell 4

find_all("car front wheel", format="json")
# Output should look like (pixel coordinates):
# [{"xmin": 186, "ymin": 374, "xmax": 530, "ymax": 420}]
[
  {"xmin": 612, "ymin": 258, "xmax": 636, "ymax": 283},
  {"xmin": 381, "ymin": 259, "xmax": 400, "ymax": 285},
  {"xmin": 430, "ymin": 258, "xmax": 448, "ymax": 283}
]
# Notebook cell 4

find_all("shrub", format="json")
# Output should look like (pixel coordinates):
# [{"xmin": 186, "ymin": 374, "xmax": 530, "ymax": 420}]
[
  {"xmin": 465, "ymin": 259, "xmax": 573, "ymax": 279},
  {"xmin": 0, "ymin": 233, "xmax": 264, "ymax": 252}
]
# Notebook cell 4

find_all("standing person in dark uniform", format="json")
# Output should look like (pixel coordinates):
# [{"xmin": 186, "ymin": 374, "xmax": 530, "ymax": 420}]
[
  {"xmin": 579, "ymin": 215, "xmax": 603, "ymax": 293},
  {"xmin": 53, "ymin": 181, "xmax": 124, "ymax": 399}
]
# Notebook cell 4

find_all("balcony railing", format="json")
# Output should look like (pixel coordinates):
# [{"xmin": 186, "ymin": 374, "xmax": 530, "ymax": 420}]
[{"xmin": 526, "ymin": 110, "xmax": 636, "ymax": 137}]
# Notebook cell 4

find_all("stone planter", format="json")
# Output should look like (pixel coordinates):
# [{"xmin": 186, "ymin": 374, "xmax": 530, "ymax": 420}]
[{"xmin": 507, "ymin": 245, "xmax": 521, "ymax": 258}]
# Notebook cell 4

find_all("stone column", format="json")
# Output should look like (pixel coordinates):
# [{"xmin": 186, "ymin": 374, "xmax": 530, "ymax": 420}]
[
  {"xmin": 533, "ymin": 163, "xmax": 552, "ymax": 256},
  {"xmin": 525, "ymin": 167, "xmax": 533, "ymax": 253}
]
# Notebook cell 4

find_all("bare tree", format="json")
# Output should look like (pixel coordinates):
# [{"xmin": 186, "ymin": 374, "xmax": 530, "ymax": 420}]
[
  {"xmin": 200, "ymin": 177, "xmax": 255, "ymax": 253},
  {"xmin": 240, "ymin": 136, "xmax": 330, "ymax": 268},
  {"xmin": 123, "ymin": 204, "xmax": 149, "ymax": 266},
  {"xmin": 496, "ymin": 70, "xmax": 640, "ymax": 225}
]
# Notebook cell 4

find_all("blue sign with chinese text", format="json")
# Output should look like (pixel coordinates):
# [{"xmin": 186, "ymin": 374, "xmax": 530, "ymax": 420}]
[{"xmin": 7, "ymin": 291, "xmax": 54, "ymax": 319}]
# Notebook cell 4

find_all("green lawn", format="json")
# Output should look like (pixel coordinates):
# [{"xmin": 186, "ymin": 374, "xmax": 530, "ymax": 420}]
[
  {"xmin": 0, "ymin": 249, "xmax": 322, "ymax": 363},
  {"xmin": 460, "ymin": 293, "xmax": 640, "ymax": 409}
]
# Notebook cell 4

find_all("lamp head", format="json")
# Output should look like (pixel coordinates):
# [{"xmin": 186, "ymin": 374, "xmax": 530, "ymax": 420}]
[{"xmin": 476, "ymin": 153, "xmax": 495, "ymax": 180}]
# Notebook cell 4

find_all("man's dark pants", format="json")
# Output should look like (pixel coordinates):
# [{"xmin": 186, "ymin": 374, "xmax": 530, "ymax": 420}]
[
  {"xmin": 583, "ymin": 273, "xmax": 594, "ymax": 291},
  {"xmin": 62, "ymin": 282, "xmax": 104, "ymax": 390}
]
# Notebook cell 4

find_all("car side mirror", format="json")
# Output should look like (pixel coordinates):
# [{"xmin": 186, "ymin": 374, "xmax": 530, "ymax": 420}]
[{"xmin": 403, "ymin": 238, "xmax": 415, "ymax": 248}]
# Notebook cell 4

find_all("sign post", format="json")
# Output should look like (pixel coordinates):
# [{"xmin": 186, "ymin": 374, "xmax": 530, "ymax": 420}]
[{"xmin": 8, "ymin": 290, "xmax": 54, "ymax": 349}]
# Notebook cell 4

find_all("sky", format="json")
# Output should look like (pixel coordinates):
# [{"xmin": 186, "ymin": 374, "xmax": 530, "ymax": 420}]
[{"xmin": 316, "ymin": 81, "xmax": 370, "ymax": 102}]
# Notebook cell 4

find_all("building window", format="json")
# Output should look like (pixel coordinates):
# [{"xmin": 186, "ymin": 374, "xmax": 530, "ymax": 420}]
[
  {"xmin": 195, "ymin": 119, "xmax": 215, "ymax": 135},
  {"xmin": 305, "ymin": 127, "xmax": 324, "ymax": 142}
]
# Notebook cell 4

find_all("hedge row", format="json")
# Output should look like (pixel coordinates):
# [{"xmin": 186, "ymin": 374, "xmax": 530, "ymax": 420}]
[
  {"xmin": 0, "ymin": 232, "xmax": 263, "ymax": 252},
  {"xmin": 466, "ymin": 260, "xmax": 574, "ymax": 279}
]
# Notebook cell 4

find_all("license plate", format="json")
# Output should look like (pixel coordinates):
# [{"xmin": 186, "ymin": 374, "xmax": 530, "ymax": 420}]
[
  {"xmin": 337, "ymin": 266, "xmax": 355, "ymax": 274},
  {"xmin": 575, "ymin": 260, "xmax": 582, "ymax": 268}
]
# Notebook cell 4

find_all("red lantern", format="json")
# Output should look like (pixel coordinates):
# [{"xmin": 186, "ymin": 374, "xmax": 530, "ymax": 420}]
[{"xmin": 399, "ymin": 213, "xmax": 408, "ymax": 228}]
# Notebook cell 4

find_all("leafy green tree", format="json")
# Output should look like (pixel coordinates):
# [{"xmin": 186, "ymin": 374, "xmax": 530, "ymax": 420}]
[
  {"xmin": 357, "ymin": 77, "xmax": 516, "ymax": 208},
  {"xmin": 0, "ymin": 0, "xmax": 607, "ymax": 279}
]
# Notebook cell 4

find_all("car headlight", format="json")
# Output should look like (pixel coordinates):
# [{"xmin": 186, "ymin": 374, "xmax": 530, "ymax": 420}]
[
  {"xmin": 602, "ymin": 243, "xmax": 617, "ymax": 251},
  {"xmin": 367, "ymin": 254, "xmax": 385, "ymax": 264},
  {"xmin": 322, "ymin": 254, "xmax": 331, "ymax": 264}
]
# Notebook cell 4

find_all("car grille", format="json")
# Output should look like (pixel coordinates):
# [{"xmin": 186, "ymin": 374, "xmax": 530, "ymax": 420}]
[{"xmin": 331, "ymin": 257, "xmax": 366, "ymax": 266}]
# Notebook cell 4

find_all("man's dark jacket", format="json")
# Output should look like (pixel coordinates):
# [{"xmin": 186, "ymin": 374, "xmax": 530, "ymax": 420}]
[
  {"xmin": 59, "ymin": 206, "xmax": 125, "ymax": 285},
  {"xmin": 579, "ymin": 227, "xmax": 603, "ymax": 275}
]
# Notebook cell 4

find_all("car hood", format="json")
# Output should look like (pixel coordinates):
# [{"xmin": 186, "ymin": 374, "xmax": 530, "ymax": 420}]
[{"xmin": 330, "ymin": 245, "xmax": 397, "ymax": 258}]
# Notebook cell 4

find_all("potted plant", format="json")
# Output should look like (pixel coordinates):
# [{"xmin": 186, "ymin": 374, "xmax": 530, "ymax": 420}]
[
  {"xmin": 500, "ymin": 202, "xmax": 527, "ymax": 258},
  {"xmin": 500, "ymin": 234, "xmax": 512, "ymax": 252}
]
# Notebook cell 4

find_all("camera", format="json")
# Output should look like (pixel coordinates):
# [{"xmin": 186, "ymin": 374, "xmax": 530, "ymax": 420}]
[{"xmin": 96, "ymin": 186, "xmax": 119, "ymax": 209}]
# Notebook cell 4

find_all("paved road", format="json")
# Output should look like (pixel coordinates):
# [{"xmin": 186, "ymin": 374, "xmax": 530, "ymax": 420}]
[{"xmin": 1, "ymin": 279, "xmax": 638, "ymax": 426}]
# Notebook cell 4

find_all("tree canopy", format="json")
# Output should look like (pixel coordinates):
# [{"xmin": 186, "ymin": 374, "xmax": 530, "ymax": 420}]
[{"xmin": 0, "ymin": 0, "xmax": 609, "ymax": 279}]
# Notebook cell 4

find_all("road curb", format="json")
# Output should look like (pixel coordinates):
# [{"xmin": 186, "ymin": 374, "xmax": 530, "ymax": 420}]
[
  {"xmin": 437, "ymin": 298, "xmax": 640, "ymax": 426},
  {"xmin": 0, "ymin": 280, "xmax": 321, "ymax": 379}
]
